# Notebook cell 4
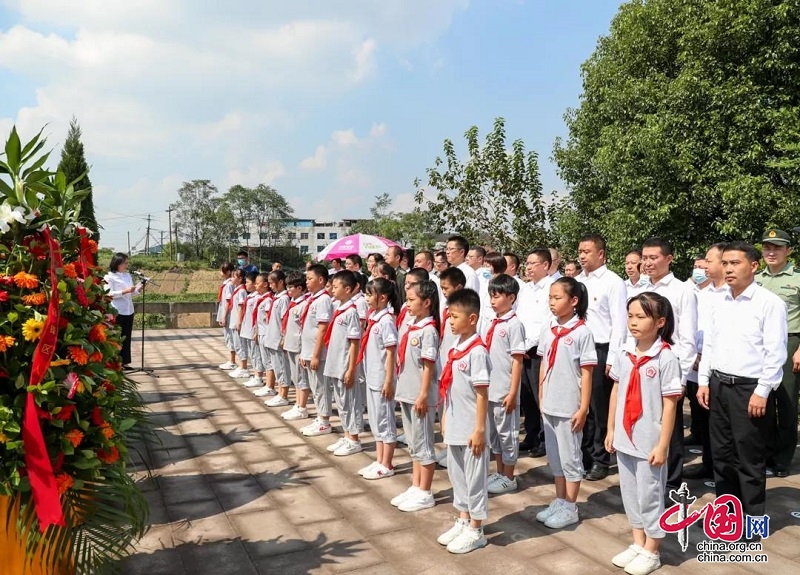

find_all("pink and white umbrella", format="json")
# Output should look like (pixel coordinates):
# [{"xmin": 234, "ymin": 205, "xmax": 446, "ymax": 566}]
[{"xmin": 315, "ymin": 233, "xmax": 400, "ymax": 261}]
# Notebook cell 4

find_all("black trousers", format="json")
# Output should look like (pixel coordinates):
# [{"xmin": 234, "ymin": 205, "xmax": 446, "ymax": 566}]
[
  {"xmin": 709, "ymin": 374, "xmax": 774, "ymax": 517},
  {"xmin": 686, "ymin": 380, "xmax": 713, "ymax": 471},
  {"xmin": 582, "ymin": 343, "xmax": 612, "ymax": 468},
  {"xmin": 773, "ymin": 335, "xmax": 800, "ymax": 467},
  {"xmin": 520, "ymin": 347, "xmax": 543, "ymax": 448},
  {"xmin": 666, "ymin": 396, "xmax": 685, "ymax": 490},
  {"xmin": 117, "ymin": 313, "xmax": 134, "ymax": 365}
]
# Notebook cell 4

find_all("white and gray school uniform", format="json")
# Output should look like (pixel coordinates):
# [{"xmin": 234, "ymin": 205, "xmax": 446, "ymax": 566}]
[
  {"xmin": 610, "ymin": 338, "xmax": 683, "ymax": 539},
  {"xmin": 482, "ymin": 311, "xmax": 527, "ymax": 466},
  {"xmin": 283, "ymin": 294, "xmax": 310, "ymax": 390},
  {"xmin": 323, "ymin": 298, "xmax": 363, "ymax": 435},
  {"xmin": 254, "ymin": 293, "xmax": 273, "ymax": 372},
  {"xmin": 444, "ymin": 334, "xmax": 492, "ymax": 521},
  {"xmin": 264, "ymin": 291, "xmax": 291, "ymax": 387},
  {"xmin": 227, "ymin": 285, "xmax": 248, "ymax": 358},
  {"xmin": 353, "ymin": 291, "xmax": 369, "ymax": 396},
  {"xmin": 240, "ymin": 291, "xmax": 263, "ymax": 370},
  {"xmin": 362, "ymin": 308, "xmax": 399, "ymax": 444},
  {"xmin": 396, "ymin": 317, "xmax": 439, "ymax": 465},
  {"xmin": 538, "ymin": 316, "xmax": 597, "ymax": 482},
  {"xmin": 438, "ymin": 307, "xmax": 458, "ymax": 373},
  {"xmin": 218, "ymin": 279, "xmax": 235, "ymax": 351},
  {"xmin": 300, "ymin": 290, "xmax": 333, "ymax": 417}
]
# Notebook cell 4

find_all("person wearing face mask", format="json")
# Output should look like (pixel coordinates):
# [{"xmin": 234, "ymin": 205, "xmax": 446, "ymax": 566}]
[
  {"xmin": 687, "ymin": 257, "xmax": 711, "ymax": 289},
  {"xmin": 237, "ymin": 250, "xmax": 258, "ymax": 274}
]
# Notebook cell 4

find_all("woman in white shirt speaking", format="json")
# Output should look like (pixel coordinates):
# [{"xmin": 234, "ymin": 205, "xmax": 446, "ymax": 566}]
[{"xmin": 104, "ymin": 253, "xmax": 142, "ymax": 369}]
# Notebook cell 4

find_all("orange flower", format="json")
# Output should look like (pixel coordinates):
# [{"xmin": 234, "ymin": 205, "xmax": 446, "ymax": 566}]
[
  {"xmin": 89, "ymin": 324, "xmax": 107, "ymax": 344},
  {"xmin": 87, "ymin": 239, "xmax": 98, "ymax": 254},
  {"xmin": 56, "ymin": 473, "xmax": 75, "ymax": 495},
  {"xmin": 21, "ymin": 292, "xmax": 47, "ymax": 306},
  {"xmin": 68, "ymin": 346, "xmax": 88, "ymax": 365},
  {"xmin": 65, "ymin": 429, "xmax": 84, "ymax": 448},
  {"xmin": 100, "ymin": 422, "xmax": 114, "ymax": 439},
  {"xmin": 0, "ymin": 335, "xmax": 15, "ymax": 352},
  {"xmin": 13, "ymin": 271, "xmax": 38, "ymax": 289},
  {"xmin": 88, "ymin": 351, "xmax": 103, "ymax": 363},
  {"xmin": 50, "ymin": 358, "xmax": 71, "ymax": 367},
  {"xmin": 62, "ymin": 263, "xmax": 78, "ymax": 279},
  {"xmin": 97, "ymin": 445, "xmax": 119, "ymax": 464}
]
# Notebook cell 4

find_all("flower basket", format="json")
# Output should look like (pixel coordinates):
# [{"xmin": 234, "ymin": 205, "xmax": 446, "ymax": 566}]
[{"xmin": 0, "ymin": 127, "xmax": 150, "ymax": 573}]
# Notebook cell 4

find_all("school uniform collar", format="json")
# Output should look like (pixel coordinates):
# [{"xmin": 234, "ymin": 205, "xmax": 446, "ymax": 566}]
[
  {"xmin": 369, "ymin": 307, "xmax": 392, "ymax": 322},
  {"xmin": 411, "ymin": 316, "xmax": 435, "ymax": 328},
  {"xmin": 273, "ymin": 290, "xmax": 288, "ymax": 299},
  {"xmin": 549, "ymin": 314, "xmax": 580, "ymax": 329},
  {"xmin": 455, "ymin": 333, "xmax": 481, "ymax": 351},
  {"xmin": 292, "ymin": 293, "xmax": 309, "ymax": 303},
  {"xmin": 580, "ymin": 264, "xmax": 609, "ymax": 279},
  {"xmin": 646, "ymin": 272, "xmax": 677, "ymax": 288},
  {"xmin": 309, "ymin": 288, "xmax": 328, "ymax": 300},
  {"xmin": 338, "ymin": 296, "xmax": 359, "ymax": 311},
  {"xmin": 623, "ymin": 336, "xmax": 666, "ymax": 356},
  {"xmin": 494, "ymin": 309, "xmax": 516, "ymax": 321}
]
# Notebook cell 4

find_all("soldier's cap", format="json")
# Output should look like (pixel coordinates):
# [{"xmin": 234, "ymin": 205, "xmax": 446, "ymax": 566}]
[{"xmin": 762, "ymin": 229, "xmax": 791, "ymax": 246}]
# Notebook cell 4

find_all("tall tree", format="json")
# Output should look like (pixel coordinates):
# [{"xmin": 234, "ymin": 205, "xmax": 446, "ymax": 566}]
[
  {"xmin": 415, "ymin": 117, "xmax": 548, "ymax": 253},
  {"xmin": 351, "ymin": 193, "xmax": 439, "ymax": 249},
  {"xmin": 222, "ymin": 183, "xmax": 294, "ymax": 248},
  {"xmin": 553, "ymin": 0, "xmax": 800, "ymax": 272},
  {"xmin": 173, "ymin": 179, "xmax": 224, "ymax": 258},
  {"xmin": 57, "ymin": 117, "xmax": 99, "ymax": 244}
]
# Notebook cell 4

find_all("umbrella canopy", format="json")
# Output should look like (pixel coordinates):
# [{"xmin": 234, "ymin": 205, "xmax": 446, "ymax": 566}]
[{"xmin": 315, "ymin": 233, "xmax": 400, "ymax": 261}]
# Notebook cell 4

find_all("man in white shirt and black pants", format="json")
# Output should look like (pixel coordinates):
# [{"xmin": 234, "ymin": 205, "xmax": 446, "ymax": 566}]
[{"xmin": 698, "ymin": 241, "xmax": 787, "ymax": 520}]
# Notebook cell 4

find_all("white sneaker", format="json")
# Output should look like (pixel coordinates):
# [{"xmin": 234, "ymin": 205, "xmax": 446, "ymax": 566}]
[
  {"xmin": 544, "ymin": 504, "xmax": 579, "ymax": 529},
  {"xmin": 327, "ymin": 437, "xmax": 347, "ymax": 452},
  {"xmin": 265, "ymin": 395, "xmax": 290, "ymax": 407},
  {"xmin": 446, "ymin": 527, "xmax": 487, "ymax": 554},
  {"xmin": 623, "ymin": 550, "xmax": 661, "ymax": 575},
  {"xmin": 390, "ymin": 486, "xmax": 417, "ymax": 507},
  {"xmin": 487, "ymin": 472, "xmax": 503, "ymax": 488},
  {"xmin": 334, "ymin": 439, "xmax": 363, "ymax": 457},
  {"xmin": 303, "ymin": 420, "xmax": 332, "ymax": 437},
  {"xmin": 281, "ymin": 406, "xmax": 309, "ymax": 420},
  {"xmin": 437, "ymin": 518, "xmax": 468, "ymax": 546},
  {"xmin": 488, "ymin": 475, "xmax": 517, "ymax": 494},
  {"xmin": 536, "ymin": 499, "xmax": 564, "ymax": 523},
  {"xmin": 398, "ymin": 490, "xmax": 435, "ymax": 512},
  {"xmin": 358, "ymin": 461, "xmax": 380, "ymax": 477},
  {"xmin": 363, "ymin": 464, "xmax": 394, "ymax": 480},
  {"xmin": 253, "ymin": 386, "xmax": 278, "ymax": 397},
  {"xmin": 229, "ymin": 367, "xmax": 250, "ymax": 378},
  {"xmin": 612, "ymin": 544, "xmax": 645, "ymax": 568},
  {"xmin": 218, "ymin": 361, "xmax": 236, "ymax": 370},
  {"xmin": 243, "ymin": 377, "xmax": 264, "ymax": 388}
]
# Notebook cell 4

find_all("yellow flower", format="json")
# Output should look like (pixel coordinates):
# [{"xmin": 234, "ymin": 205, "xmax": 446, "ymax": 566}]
[
  {"xmin": 50, "ymin": 358, "xmax": 71, "ymax": 367},
  {"xmin": 21, "ymin": 318, "xmax": 44, "ymax": 342}
]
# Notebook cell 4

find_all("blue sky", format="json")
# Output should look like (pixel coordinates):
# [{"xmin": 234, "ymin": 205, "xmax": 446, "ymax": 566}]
[{"xmin": 0, "ymin": 0, "xmax": 622, "ymax": 251}]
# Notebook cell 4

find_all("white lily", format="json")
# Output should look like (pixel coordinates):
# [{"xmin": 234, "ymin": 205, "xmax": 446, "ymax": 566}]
[{"xmin": 0, "ymin": 202, "xmax": 28, "ymax": 233}]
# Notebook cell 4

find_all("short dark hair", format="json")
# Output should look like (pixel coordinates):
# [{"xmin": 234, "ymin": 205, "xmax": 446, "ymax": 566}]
[
  {"xmin": 417, "ymin": 250, "xmax": 434, "ymax": 265},
  {"xmin": 642, "ymin": 237, "xmax": 673, "ymax": 257},
  {"xmin": 447, "ymin": 235, "xmax": 469, "ymax": 254},
  {"xmin": 529, "ymin": 247, "xmax": 552, "ymax": 267},
  {"xmin": 375, "ymin": 262, "xmax": 397, "ymax": 282},
  {"xmin": 447, "ymin": 288, "xmax": 481, "ymax": 315},
  {"xmin": 245, "ymin": 271, "xmax": 258, "ymax": 282},
  {"xmin": 488, "ymin": 274, "xmax": 520, "ymax": 297},
  {"xmin": 503, "ymin": 252, "xmax": 520, "ymax": 269},
  {"xmin": 257, "ymin": 272, "xmax": 270, "ymax": 284},
  {"xmin": 345, "ymin": 254, "xmax": 363, "ymax": 267},
  {"xmin": 484, "ymin": 252, "xmax": 507, "ymax": 274},
  {"xmin": 434, "ymin": 250, "xmax": 447, "ymax": 262},
  {"xmin": 723, "ymin": 241, "xmax": 761, "ymax": 264},
  {"xmin": 708, "ymin": 242, "xmax": 728, "ymax": 255},
  {"xmin": 387, "ymin": 245, "xmax": 404, "ymax": 259},
  {"xmin": 625, "ymin": 249, "xmax": 642, "ymax": 259},
  {"xmin": 579, "ymin": 233, "xmax": 607, "ymax": 253},
  {"xmin": 307, "ymin": 263, "xmax": 329, "ymax": 282},
  {"xmin": 109, "ymin": 252, "xmax": 128, "ymax": 272},
  {"xmin": 286, "ymin": 271, "xmax": 307, "ymax": 290},
  {"xmin": 330, "ymin": 258, "xmax": 343, "ymax": 266},
  {"xmin": 220, "ymin": 262, "xmax": 236, "ymax": 273},
  {"xmin": 407, "ymin": 267, "xmax": 429, "ymax": 283},
  {"xmin": 333, "ymin": 269, "xmax": 358, "ymax": 290},
  {"xmin": 439, "ymin": 266, "xmax": 466, "ymax": 287},
  {"xmin": 628, "ymin": 292, "xmax": 675, "ymax": 345},
  {"xmin": 268, "ymin": 269, "xmax": 286, "ymax": 285},
  {"xmin": 469, "ymin": 246, "xmax": 486, "ymax": 258},
  {"xmin": 236, "ymin": 250, "xmax": 248, "ymax": 258},
  {"xmin": 367, "ymin": 252, "xmax": 385, "ymax": 263}
]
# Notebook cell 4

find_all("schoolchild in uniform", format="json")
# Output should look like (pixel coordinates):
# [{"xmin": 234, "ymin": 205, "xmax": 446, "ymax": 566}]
[
  {"xmin": 263, "ymin": 270, "xmax": 292, "ymax": 407},
  {"xmin": 300, "ymin": 264, "xmax": 335, "ymax": 436},
  {"xmin": 436, "ymin": 289, "xmax": 491, "ymax": 555},
  {"xmin": 243, "ymin": 273, "xmax": 273, "ymax": 390},
  {"xmin": 392, "ymin": 280, "xmax": 440, "ymax": 512},
  {"xmin": 217, "ymin": 262, "xmax": 238, "ymax": 370},
  {"xmin": 606, "ymin": 292, "xmax": 681, "ymax": 575},
  {"xmin": 280, "ymin": 271, "xmax": 311, "ymax": 421},
  {"xmin": 358, "ymin": 278, "xmax": 400, "ymax": 479},
  {"xmin": 227, "ymin": 270, "xmax": 250, "ymax": 379},
  {"xmin": 482, "ymin": 274, "xmax": 526, "ymax": 495},
  {"xmin": 239, "ymin": 272, "xmax": 265, "ymax": 388},
  {"xmin": 397, "ymin": 268, "xmax": 429, "ymax": 332},
  {"xmin": 323, "ymin": 270, "xmax": 364, "ymax": 456},
  {"xmin": 252, "ymin": 274, "xmax": 277, "ymax": 398},
  {"xmin": 536, "ymin": 277, "xmax": 596, "ymax": 529}
]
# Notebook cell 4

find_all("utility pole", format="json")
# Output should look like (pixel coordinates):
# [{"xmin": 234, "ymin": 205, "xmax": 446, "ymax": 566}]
[
  {"xmin": 145, "ymin": 214, "xmax": 151, "ymax": 255},
  {"xmin": 127, "ymin": 231, "xmax": 131, "ymax": 255},
  {"xmin": 166, "ymin": 205, "xmax": 174, "ymax": 260},
  {"xmin": 160, "ymin": 230, "xmax": 164, "ymax": 255}
]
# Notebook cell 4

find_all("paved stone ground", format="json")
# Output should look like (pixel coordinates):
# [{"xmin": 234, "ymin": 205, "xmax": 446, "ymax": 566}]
[{"xmin": 121, "ymin": 328, "xmax": 800, "ymax": 575}]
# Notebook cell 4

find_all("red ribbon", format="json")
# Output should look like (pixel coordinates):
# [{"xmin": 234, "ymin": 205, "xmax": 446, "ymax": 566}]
[
  {"xmin": 282, "ymin": 294, "xmax": 308, "ymax": 332},
  {"xmin": 395, "ymin": 304, "xmax": 408, "ymax": 329},
  {"xmin": 437, "ymin": 336, "xmax": 486, "ymax": 406},
  {"xmin": 300, "ymin": 289, "xmax": 328, "ymax": 329},
  {"xmin": 397, "ymin": 317, "xmax": 435, "ymax": 374},
  {"xmin": 227, "ymin": 285, "xmax": 245, "ymax": 312},
  {"xmin": 23, "ymin": 226, "xmax": 67, "ymax": 531},
  {"xmin": 544, "ymin": 320, "xmax": 585, "ymax": 381},
  {"xmin": 251, "ymin": 292, "xmax": 273, "ymax": 327},
  {"xmin": 623, "ymin": 341, "xmax": 671, "ymax": 443},
  {"xmin": 76, "ymin": 226, "xmax": 93, "ymax": 278},
  {"xmin": 323, "ymin": 303, "xmax": 355, "ymax": 346},
  {"xmin": 440, "ymin": 307, "xmax": 450, "ymax": 340},
  {"xmin": 216, "ymin": 282, "xmax": 225, "ymax": 303},
  {"xmin": 356, "ymin": 318, "xmax": 378, "ymax": 365},
  {"xmin": 483, "ymin": 312, "xmax": 516, "ymax": 350}
]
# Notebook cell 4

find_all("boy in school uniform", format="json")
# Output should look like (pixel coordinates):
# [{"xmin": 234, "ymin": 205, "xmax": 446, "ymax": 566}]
[
  {"xmin": 252, "ymin": 275, "xmax": 277, "ymax": 398},
  {"xmin": 263, "ymin": 270, "xmax": 292, "ymax": 407},
  {"xmin": 323, "ymin": 270, "xmax": 365, "ymax": 456},
  {"xmin": 482, "ymin": 274, "xmax": 526, "ymax": 494},
  {"xmin": 300, "ymin": 264, "xmax": 335, "ymax": 436},
  {"xmin": 217, "ymin": 262, "xmax": 238, "ymax": 370},
  {"xmin": 239, "ymin": 272, "xmax": 266, "ymax": 389},
  {"xmin": 228, "ymin": 270, "xmax": 250, "ymax": 379},
  {"xmin": 437, "ymin": 288, "xmax": 491, "ymax": 554},
  {"xmin": 280, "ymin": 271, "xmax": 311, "ymax": 420}
]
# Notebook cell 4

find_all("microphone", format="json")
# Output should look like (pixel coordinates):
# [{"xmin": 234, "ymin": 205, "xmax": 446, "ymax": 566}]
[{"xmin": 130, "ymin": 270, "xmax": 158, "ymax": 285}]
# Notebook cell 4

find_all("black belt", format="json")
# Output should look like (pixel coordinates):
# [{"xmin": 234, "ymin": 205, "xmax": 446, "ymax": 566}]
[
  {"xmin": 527, "ymin": 345, "xmax": 538, "ymax": 356},
  {"xmin": 711, "ymin": 370, "xmax": 758, "ymax": 385},
  {"xmin": 595, "ymin": 342, "xmax": 610, "ymax": 350}
]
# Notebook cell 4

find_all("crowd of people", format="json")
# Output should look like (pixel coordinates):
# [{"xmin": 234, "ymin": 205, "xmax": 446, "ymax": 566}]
[{"xmin": 212, "ymin": 233, "xmax": 796, "ymax": 574}]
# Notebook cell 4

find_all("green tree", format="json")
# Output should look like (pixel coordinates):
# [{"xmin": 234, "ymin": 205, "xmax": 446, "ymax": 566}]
[
  {"xmin": 414, "ymin": 117, "xmax": 548, "ymax": 253},
  {"xmin": 222, "ymin": 183, "xmax": 294, "ymax": 248},
  {"xmin": 350, "ymin": 193, "xmax": 439, "ymax": 249},
  {"xmin": 173, "ymin": 179, "xmax": 225, "ymax": 258},
  {"xmin": 57, "ymin": 117, "xmax": 99, "ymax": 245},
  {"xmin": 553, "ymin": 0, "xmax": 800, "ymax": 273}
]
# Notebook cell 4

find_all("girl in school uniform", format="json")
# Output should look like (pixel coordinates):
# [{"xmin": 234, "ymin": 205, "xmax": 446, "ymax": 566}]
[
  {"xmin": 358, "ymin": 278, "xmax": 400, "ymax": 479},
  {"xmin": 606, "ymin": 292, "xmax": 681, "ymax": 575},
  {"xmin": 226, "ymin": 270, "xmax": 249, "ymax": 379},
  {"xmin": 536, "ymin": 277, "xmax": 597, "ymax": 529},
  {"xmin": 216, "ymin": 262, "xmax": 237, "ymax": 370}
]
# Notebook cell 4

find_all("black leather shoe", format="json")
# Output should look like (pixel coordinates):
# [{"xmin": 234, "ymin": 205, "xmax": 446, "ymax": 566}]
[
  {"xmin": 684, "ymin": 434, "xmax": 701, "ymax": 446},
  {"xmin": 683, "ymin": 464, "xmax": 713, "ymax": 480},
  {"xmin": 774, "ymin": 464, "xmax": 789, "ymax": 478},
  {"xmin": 519, "ymin": 439, "xmax": 534, "ymax": 451},
  {"xmin": 529, "ymin": 445, "xmax": 546, "ymax": 458},
  {"xmin": 584, "ymin": 463, "xmax": 609, "ymax": 481}
]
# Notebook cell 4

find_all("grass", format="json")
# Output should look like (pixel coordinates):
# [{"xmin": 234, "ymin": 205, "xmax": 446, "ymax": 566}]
[{"xmin": 132, "ymin": 293, "xmax": 216, "ymax": 303}]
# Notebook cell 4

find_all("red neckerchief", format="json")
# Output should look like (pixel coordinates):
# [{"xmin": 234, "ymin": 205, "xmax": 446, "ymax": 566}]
[
  {"xmin": 282, "ymin": 293, "xmax": 309, "ymax": 332},
  {"xmin": 397, "ymin": 317, "xmax": 436, "ymax": 374},
  {"xmin": 544, "ymin": 319, "xmax": 585, "ymax": 380},
  {"xmin": 251, "ymin": 291, "xmax": 274, "ymax": 326},
  {"xmin": 440, "ymin": 307, "xmax": 450, "ymax": 340},
  {"xmin": 267, "ymin": 291, "xmax": 288, "ymax": 324},
  {"xmin": 438, "ymin": 335, "xmax": 486, "ymax": 406},
  {"xmin": 300, "ymin": 289, "xmax": 329, "ymax": 329},
  {"xmin": 396, "ymin": 304, "xmax": 408, "ymax": 328},
  {"xmin": 323, "ymin": 301, "xmax": 356, "ymax": 346},
  {"xmin": 484, "ymin": 311, "xmax": 516, "ymax": 350},
  {"xmin": 357, "ymin": 308, "xmax": 392, "ymax": 365},
  {"xmin": 217, "ymin": 279, "xmax": 230, "ymax": 303},
  {"xmin": 227, "ymin": 284, "xmax": 245, "ymax": 311},
  {"xmin": 624, "ymin": 340, "xmax": 671, "ymax": 443}
]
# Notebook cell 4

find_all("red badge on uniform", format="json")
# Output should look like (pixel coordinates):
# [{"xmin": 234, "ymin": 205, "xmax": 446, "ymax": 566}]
[
  {"xmin": 498, "ymin": 328, "xmax": 507, "ymax": 338},
  {"xmin": 457, "ymin": 360, "xmax": 468, "ymax": 372},
  {"xmin": 646, "ymin": 366, "xmax": 657, "ymax": 378},
  {"xmin": 564, "ymin": 336, "xmax": 574, "ymax": 345}
]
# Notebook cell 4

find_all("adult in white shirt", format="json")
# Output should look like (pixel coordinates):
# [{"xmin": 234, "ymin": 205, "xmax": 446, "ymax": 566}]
[
  {"xmin": 445, "ymin": 235, "xmax": 480, "ymax": 292},
  {"xmin": 698, "ymin": 241, "xmax": 787, "ymax": 518},
  {"xmin": 414, "ymin": 250, "xmax": 441, "ymax": 289},
  {"xmin": 104, "ymin": 252, "xmax": 143, "ymax": 369},
  {"xmin": 549, "ymin": 248, "xmax": 563, "ymax": 280},
  {"xmin": 623, "ymin": 249, "xmax": 649, "ymax": 298},
  {"xmin": 515, "ymin": 248, "xmax": 554, "ymax": 456},
  {"xmin": 641, "ymin": 237, "xmax": 698, "ymax": 493},
  {"xmin": 503, "ymin": 252, "xmax": 525, "ymax": 288},
  {"xmin": 576, "ymin": 233, "xmax": 627, "ymax": 480}
]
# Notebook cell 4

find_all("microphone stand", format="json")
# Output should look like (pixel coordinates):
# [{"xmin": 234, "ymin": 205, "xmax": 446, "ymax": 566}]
[{"xmin": 128, "ymin": 275, "xmax": 158, "ymax": 378}]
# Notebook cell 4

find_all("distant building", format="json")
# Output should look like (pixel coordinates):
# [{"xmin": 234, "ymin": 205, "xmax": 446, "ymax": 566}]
[{"xmin": 239, "ymin": 219, "xmax": 366, "ymax": 257}]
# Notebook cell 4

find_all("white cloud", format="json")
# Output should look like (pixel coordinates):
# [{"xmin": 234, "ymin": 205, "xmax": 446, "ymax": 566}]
[{"xmin": 298, "ymin": 146, "xmax": 327, "ymax": 170}]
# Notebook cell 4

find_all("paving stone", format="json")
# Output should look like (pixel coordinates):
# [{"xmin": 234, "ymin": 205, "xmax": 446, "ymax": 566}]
[
  {"xmin": 295, "ymin": 520, "xmax": 385, "ymax": 573},
  {"xmin": 228, "ymin": 510, "xmax": 308, "ymax": 559},
  {"xmin": 269, "ymin": 485, "xmax": 341, "ymax": 525}
]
